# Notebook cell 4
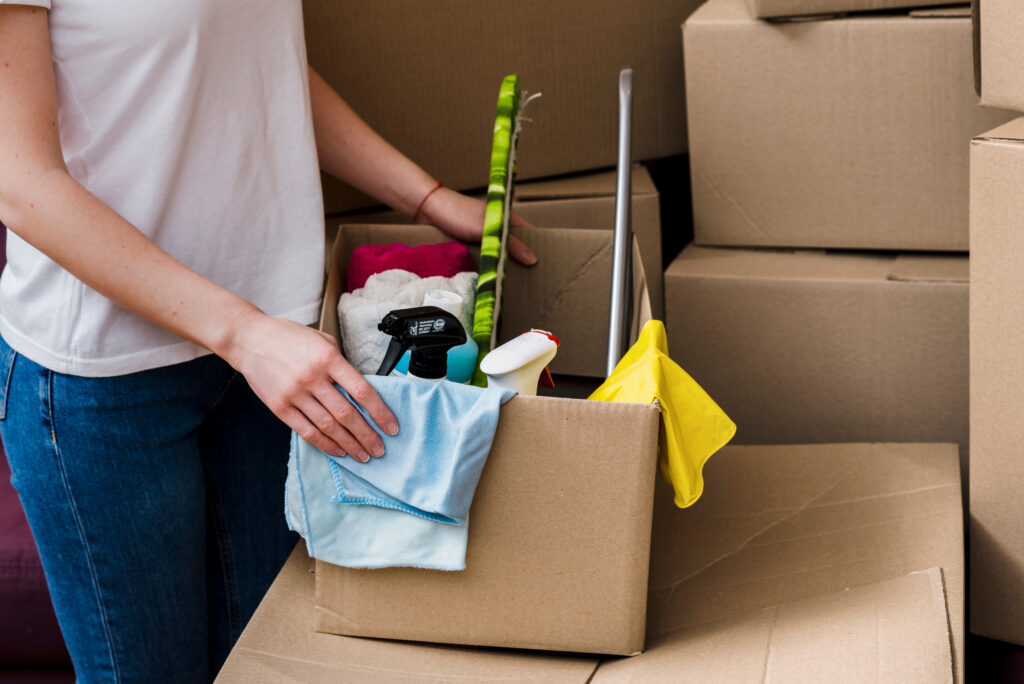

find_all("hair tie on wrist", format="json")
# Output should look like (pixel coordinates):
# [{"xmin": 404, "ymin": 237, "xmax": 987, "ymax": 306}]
[{"xmin": 413, "ymin": 180, "xmax": 443, "ymax": 223}]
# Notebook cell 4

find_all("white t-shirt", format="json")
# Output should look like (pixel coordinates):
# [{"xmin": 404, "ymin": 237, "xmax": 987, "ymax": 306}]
[{"xmin": 0, "ymin": 0, "xmax": 326, "ymax": 376}]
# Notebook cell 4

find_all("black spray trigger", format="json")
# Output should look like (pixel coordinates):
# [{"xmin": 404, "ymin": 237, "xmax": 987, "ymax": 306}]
[{"xmin": 374, "ymin": 306, "xmax": 467, "ymax": 380}]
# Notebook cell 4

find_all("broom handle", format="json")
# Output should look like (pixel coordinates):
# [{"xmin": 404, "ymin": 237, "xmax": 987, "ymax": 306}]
[{"xmin": 607, "ymin": 67, "xmax": 634, "ymax": 376}]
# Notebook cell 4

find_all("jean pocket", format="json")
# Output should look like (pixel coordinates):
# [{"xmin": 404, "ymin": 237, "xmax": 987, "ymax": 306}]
[{"xmin": 0, "ymin": 337, "xmax": 17, "ymax": 420}]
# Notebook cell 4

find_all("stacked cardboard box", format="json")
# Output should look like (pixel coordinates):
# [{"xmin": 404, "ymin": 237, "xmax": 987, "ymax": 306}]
[
  {"xmin": 657, "ymin": 0, "xmax": 1001, "ymax": 678},
  {"xmin": 674, "ymin": 0, "xmax": 1010, "ymax": 467},
  {"xmin": 971, "ymin": 118, "xmax": 1024, "ymax": 648}
]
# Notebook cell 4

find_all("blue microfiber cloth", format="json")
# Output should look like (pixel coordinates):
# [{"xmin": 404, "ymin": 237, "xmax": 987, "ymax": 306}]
[{"xmin": 285, "ymin": 374, "xmax": 515, "ymax": 570}]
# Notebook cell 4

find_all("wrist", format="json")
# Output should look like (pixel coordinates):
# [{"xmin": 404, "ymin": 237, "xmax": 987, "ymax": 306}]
[
  {"xmin": 210, "ymin": 301, "xmax": 266, "ymax": 370},
  {"xmin": 408, "ymin": 178, "xmax": 443, "ymax": 223}
]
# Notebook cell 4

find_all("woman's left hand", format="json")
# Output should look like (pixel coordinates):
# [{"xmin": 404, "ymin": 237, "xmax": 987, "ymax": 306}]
[{"xmin": 416, "ymin": 186, "xmax": 537, "ymax": 266}]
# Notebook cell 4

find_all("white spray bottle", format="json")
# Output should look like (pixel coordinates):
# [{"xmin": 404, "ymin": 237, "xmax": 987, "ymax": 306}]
[{"xmin": 479, "ymin": 330, "xmax": 560, "ymax": 396}]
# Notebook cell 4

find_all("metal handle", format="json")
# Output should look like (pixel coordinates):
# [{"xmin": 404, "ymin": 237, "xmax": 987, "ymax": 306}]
[{"xmin": 607, "ymin": 68, "xmax": 634, "ymax": 376}]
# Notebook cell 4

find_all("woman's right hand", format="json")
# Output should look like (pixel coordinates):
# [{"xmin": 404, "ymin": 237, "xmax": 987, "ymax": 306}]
[{"xmin": 222, "ymin": 310, "xmax": 398, "ymax": 463}]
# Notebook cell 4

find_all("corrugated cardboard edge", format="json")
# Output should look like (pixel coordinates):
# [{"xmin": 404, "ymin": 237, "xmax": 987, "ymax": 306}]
[
  {"xmin": 752, "ymin": 0, "xmax": 965, "ymax": 21},
  {"xmin": 887, "ymin": 256, "xmax": 969, "ymax": 283},
  {"xmin": 973, "ymin": 0, "xmax": 981, "ymax": 97},
  {"xmin": 667, "ymin": 244, "xmax": 968, "ymax": 285}
]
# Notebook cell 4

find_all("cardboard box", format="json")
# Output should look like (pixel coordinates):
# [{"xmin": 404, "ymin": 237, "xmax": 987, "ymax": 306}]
[
  {"xmin": 315, "ymin": 223, "xmax": 659, "ymax": 655},
  {"xmin": 219, "ymin": 442, "xmax": 963, "ymax": 682},
  {"xmin": 975, "ymin": 0, "xmax": 1024, "ymax": 113},
  {"xmin": 303, "ymin": 0, "xmax": 703, "ymax": 213},
  {"xmin": 750, "ymin": 0, "xmax": 962, "ymax": 19},
  {"xmin": 664, "ymin": 245, "xmax": 969, "ymax": 475},
  {"xmin": 326, "ymin": 223, "xmax": 650, "ymax": 378},
  {"xmin": 335, "ymin": 166, "xmax": 665, "ymax": 318},
  {"xmin": 969, "ymin": 117, "xmax": 1024, "ymax": 646},
  {"xmin": 684, "ymin": 0, "xmax": 1012, "ymax": 250}
]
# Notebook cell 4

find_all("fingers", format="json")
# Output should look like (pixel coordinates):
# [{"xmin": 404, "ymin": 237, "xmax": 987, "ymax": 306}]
[
  {"xmin": 282, "ymin": 405, "xmax": 370, "ymax": 463},
  {"xmin": 508, "ymin": 233, "xmax": 537, "ymax": 266},
  {"xmin": 330, "ymin": 360, "xmax": 399, "ymax": 438},
  {"xmin": 313, "ymin": 381, "xmax": 385, "ymax": 458}
]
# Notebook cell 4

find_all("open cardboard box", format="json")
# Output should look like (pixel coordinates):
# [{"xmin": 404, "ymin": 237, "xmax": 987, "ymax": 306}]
[
  {"xmin": 219, "ymin": 442, "xmax": 963, "ymax": 682},
  {"xmin": 313, "ymin": 223, "xmax": 659, "ymax": 655}
]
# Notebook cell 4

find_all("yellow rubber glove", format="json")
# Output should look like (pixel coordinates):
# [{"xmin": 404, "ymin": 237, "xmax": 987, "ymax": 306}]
[{"xmin": 589, "ymin": 320, "xmax": 736, "ymax": 508}]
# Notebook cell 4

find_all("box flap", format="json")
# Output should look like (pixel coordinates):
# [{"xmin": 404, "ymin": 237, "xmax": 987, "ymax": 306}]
[
  {"xmin": 911, "ymin": 6, "xmax": 971, "ymax": 19},
  {"xmin": 668, "ymin": 245, "xmax": 893, "ymax": 282},
  {"xmin": 593, "ymin": 568, "xmax": 953, "ymax": 683},
  {"xmin": 751, "ymin": 0, "xmax": 964, "ymax": 20},
  {"xmin": 974, "ymin": 117, "xmax": 1024, "ymax": 144},
  {"xmin": 888, "ymin": 256, "xmax": 969, "ymax": 283},
  {"xmin": 217, "ymin": 547, "xmax": 600, "ymax": 683},
  {"xmin": 513, "ymin": 166, "xmax": 657, "ymax": 202},
  {"xmin": 646, "ymin": 443, "xmax": 964, "ymax": 681},
  {"xmin": 669, "ymin": 245, "xmax": 968, "ymax": 284}
]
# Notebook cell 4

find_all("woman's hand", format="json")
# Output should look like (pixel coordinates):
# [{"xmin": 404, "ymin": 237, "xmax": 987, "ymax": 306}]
[
  {"xmin": 223, "ymin": 311, "xmax": 397, "ymax": 463},
  {"xmin": 415, "ymin": 186, "xmax": 537, "ymax": 266}
]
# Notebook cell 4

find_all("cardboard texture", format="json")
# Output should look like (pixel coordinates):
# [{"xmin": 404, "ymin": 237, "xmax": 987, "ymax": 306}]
[
  {"xmin": 684, "ymin": 0, "xmax": 1011, "ymax": 250},
  {"xmin": 976, "ymin": 0, "xmax": 1024, "ymax": 112},
  {"xmin": 751, "ymin": 0, "xmax": 963, "ymax": 19},
  {"xmin": 303, "ymin": 0, "xmax": 703, "ymax": 214},
  {"xmin": 335, "ymin": 166, "xmax": 665, "ymax": 317},
  {"xmin": 969, "ymin": 118, "xmax": 1024, "ymax": 646},
  {"xmin": 645, "ymin": 443, "xmax": 964, "ymax": 683},
  {"xmin": 326, "ymin": 223, "xmax": 651, "ymax": 378},
  {"xmin": 593, "ymin": 568, "xmax": 953, "ymax": 684},
  {"xmin": 219, "ymin": 443, "xmax": 962, "ymax": 682},
  {"xmin": 315, "ymin": 223, "xmax": 659, "ymax": 655},
  {"xmin": 663, "ymin": 245, "xmax": 969, "ymax": 474},
  {"xmin": 217, "ymin": 548, "xmax": 601, "ymax": 683}
]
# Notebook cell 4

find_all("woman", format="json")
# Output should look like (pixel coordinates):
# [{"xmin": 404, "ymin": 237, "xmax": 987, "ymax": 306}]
[{"xmin": 0, "ymin": 2, "xmax": 535, "ymax": 681}]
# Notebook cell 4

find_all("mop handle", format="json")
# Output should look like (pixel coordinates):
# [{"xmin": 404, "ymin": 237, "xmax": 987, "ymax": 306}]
[{"xmin": 607, "ymin": 67, "xmax": 634, "ymax": 376}]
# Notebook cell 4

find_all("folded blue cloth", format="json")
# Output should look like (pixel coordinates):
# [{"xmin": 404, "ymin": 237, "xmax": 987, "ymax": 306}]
[{"xmin": 285, "ymin": 375, "xmax": 515, "ymax": 570}]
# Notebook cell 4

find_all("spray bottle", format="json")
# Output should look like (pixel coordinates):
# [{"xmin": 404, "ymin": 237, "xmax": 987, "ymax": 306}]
[
  {"xmin": 375, "ymin": 306, "xmax": 466, "ymax": 381},
  {"xmin": 391, "ymin": 291, "xmax": 479, "ymax": 383},
  {"xmin": 479, "ymin": 329, "xmax": 560, "ymax": 396}
]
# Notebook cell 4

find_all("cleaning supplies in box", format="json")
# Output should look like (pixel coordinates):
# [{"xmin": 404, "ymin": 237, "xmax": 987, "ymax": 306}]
[{"xmin": 285, "ymin": 375, "xmax": 516, "ymax": 570}]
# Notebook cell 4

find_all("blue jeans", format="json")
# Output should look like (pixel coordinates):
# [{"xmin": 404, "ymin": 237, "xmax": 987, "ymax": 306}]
[{"xmin": 0, "ymin": 336, "xmax": 297, "ymax": 683}]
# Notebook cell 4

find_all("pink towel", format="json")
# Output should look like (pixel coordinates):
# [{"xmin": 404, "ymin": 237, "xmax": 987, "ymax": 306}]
[{"xmin": 347, "ymin": 242, "xmax": 475, "ymax": 293}]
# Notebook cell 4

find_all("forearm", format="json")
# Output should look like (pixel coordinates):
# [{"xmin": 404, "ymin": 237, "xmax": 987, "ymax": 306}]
[
  {"xmin": 308, "ymin": 66, "xmax": 436, "ymax": 217},
  {"xmin": 0, "ymin": 169, "xmax": 260, "ymax": 363}
]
